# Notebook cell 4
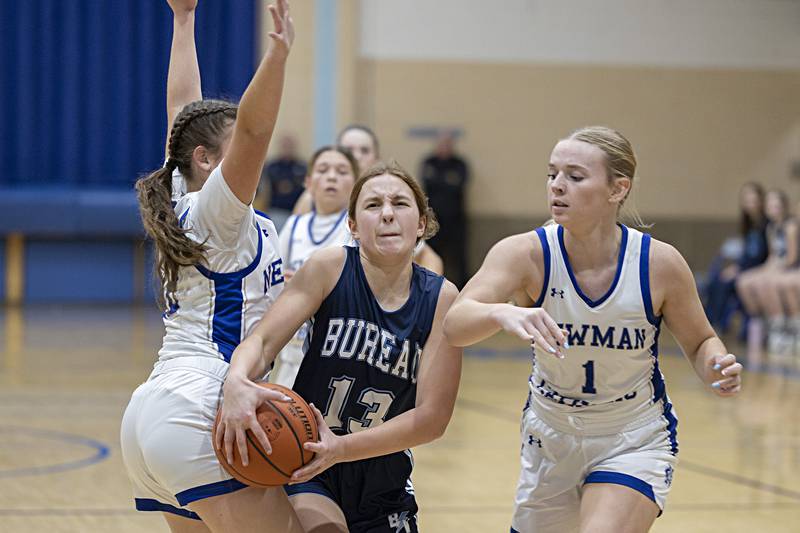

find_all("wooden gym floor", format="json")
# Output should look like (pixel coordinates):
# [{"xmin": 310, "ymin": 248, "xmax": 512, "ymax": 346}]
[{"xmin": 1, "ymin": 305, "xmax": 799, "ymax": 532}]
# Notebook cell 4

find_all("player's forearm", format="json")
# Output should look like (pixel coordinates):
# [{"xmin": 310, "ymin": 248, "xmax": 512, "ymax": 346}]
[
  {"xmin": 228, "ymin": 333, "xmax": 269, "ymax": 381},
  {"xmin": 444, "ymin": 299, "xmax": 507, "ymax": 347},
  {"xmin": 688, "ymin": 335, "xmax": 727, "ymax": 385},
  {"xmin": 234, "ymin": 50, "xmax": 287, "ymax": 143},
  {"xmin": 167, "ymin": 11, "xmax": 201, "ymax": 121},
  {"xmin": 339, "ymin": 405, "xmax": 449, "ymax": 462}
]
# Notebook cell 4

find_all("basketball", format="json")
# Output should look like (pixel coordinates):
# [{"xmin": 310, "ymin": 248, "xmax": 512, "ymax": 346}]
[{"xmin": 212, "ymin": 383, "xmax": 318, "ymax": 487}]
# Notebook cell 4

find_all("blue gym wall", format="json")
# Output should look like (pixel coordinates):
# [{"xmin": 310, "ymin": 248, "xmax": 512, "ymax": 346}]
[{"xmin": 0, "ymin": 0, "xmax": 256, "ymax": 303}]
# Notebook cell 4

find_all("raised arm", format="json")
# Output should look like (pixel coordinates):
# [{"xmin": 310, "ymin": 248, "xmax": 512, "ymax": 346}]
[
  {"xmin": 290, "ymin": 280, "xmax": 462, "ymax": 482},
  {"xmin": 651, "ymin": 240, "xmax": 742, "ymax": 396},
  {"xmin": 444, "ymin": 232, "xmax": 566, "ymax": 354},
  {"xmin": 221, "ymin": 0, "xmax": 294, "ymax": 204},
  {"xmin": 216, "ymin": 246, "xmax": 344, "ymax": 465},
  {"xmin": 165, "ymin": 0, "xmax": 202, "ymax": 156}
]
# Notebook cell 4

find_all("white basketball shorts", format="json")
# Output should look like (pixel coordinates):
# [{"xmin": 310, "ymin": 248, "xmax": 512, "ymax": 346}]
[
  {"xmin": 120, "ymin": 356, "xmax": 246, "ymax": 519},
  {"xmin": 510, "ymin": 405, "xmax": 678, "ymax": 533}
]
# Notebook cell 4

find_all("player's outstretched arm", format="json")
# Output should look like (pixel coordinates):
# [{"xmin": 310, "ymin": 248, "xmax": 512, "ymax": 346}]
[
  {"xmin": 289, "ymin": 280, "xmax": 462, "ymax": 483},
  {"xmin": 653, "ymin": 240, "xmax": 742, "ymax": 396},
  {"xmin": 216, "ymin": 246, "xmax": 345, "ymax": 466},
  {"xmin": 164, "ymin": 0, "xmax": 202, "ymax": 157},
  {"xmin": 221, "ymin": 0, "xmax": 294, "ymax": 204},
  {"xmin": 444, "ymin": 232, "xmax": 566, "ymax": 356}
]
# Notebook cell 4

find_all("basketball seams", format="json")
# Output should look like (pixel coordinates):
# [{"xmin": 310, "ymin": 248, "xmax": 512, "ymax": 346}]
[
  {"xmin": 244, "ymin": 431, "xmax": 293, "ymax": 479},
  {"xmin": 212, "ymin": 382, "xmax": 317, "ymax": 487},
  {"xmin": 265, "ymin": 399, "xmax": 308, "ymax": 467}
]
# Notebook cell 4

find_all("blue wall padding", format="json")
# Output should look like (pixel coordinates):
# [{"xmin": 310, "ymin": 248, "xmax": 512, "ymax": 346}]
[
  {"xmin": 0, "ymin": 189, "xmax": 142, "ymax": 236},
  {"xmin": 24, "ymin": 239, "xmax": 135, "ymax": 302}
]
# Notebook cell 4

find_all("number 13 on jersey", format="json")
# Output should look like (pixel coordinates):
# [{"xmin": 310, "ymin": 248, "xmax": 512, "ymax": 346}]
[{"xmin": 323, "ymin": 376, "xmax": 396, "ymax": 433}]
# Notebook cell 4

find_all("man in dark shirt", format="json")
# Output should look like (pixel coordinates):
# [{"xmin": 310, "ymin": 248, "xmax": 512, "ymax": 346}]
[
  {"xmin": 260, "ymin": 134, "xmax": 306, "ymax": 230},
  {"xmin": 420, "ymin": 131, "xmax": 469, "ymax": 287}
]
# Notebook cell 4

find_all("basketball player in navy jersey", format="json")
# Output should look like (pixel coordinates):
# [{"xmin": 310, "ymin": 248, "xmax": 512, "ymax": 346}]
[
  {"xmin": 120, "ymin": 1, "xmax": 302, "ymax": 531},
  {"xmin": 444, "ymin": 126, "xmax": 743, "ymax": 533},
  {"xmin": 216, "ymin": 162, "xmax": 462, "ymax": 532}
]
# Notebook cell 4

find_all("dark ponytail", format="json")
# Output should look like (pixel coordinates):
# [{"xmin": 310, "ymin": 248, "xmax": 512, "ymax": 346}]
[{"xmin": 136, "ymin": 99, "xmax": 237, "ymax": 308}]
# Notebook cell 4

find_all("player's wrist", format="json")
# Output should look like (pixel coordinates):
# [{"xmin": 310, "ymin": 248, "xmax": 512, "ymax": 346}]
[
  {"xmin": 172, "ymin": 10, "xmax": 195, "ymax": 25},
  {"xmin": 337, "ymin": 433, "xmax": 354, "ymax": 463},
  {"xmin": 488, "ymin": 302, "xmax": 512, "ymax": 326}
]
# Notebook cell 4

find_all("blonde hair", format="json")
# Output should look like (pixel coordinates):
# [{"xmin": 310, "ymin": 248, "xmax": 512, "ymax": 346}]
[{"xmin": 567, "ymin": 126, "xmax": 649, "ymax": 228}]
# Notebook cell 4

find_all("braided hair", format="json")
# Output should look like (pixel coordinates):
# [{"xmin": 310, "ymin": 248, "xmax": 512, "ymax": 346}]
[{"xmin": 135, "ymin": 99, "xmax": 238, "ymax": 309}]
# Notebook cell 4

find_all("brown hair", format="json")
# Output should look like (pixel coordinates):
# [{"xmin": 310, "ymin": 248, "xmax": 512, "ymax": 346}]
[
  {"xmin": 348, "ymin": 160, "xmax": 439, "ymax": 242},
  {"xmin": 135, "ymin": 99, "xmax": 237, "ymax": 308},
  {"xmin": 336, "ymin": 124, "xmax": 380, "ymax": 157},
  {"xmin": 307, "ymin": 145, "xmax": 360, "ymax": 179},
  {"xmin": 567, "ymin": 125, "xmax": 648, "ymax": 227}
]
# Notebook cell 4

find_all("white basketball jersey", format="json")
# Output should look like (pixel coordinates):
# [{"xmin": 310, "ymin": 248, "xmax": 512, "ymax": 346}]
[
  {"xmin": 529, "ymin": 224, "xmax": 675, "ymax": 432},
  {"xmin": 158, "ymin": 164, "xmax": 284, "ymax": 363},
  {"xmin": 279, "ymin": 210, "xmax": 354, "ymax": 274}
]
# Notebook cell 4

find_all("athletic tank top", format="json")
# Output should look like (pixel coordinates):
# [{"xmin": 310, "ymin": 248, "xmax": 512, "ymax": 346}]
[
  {"xmin": 292, "ymin": 246, "xmax": 444, "ymax": 436},
  {"xmin": 158, "ymin": 165, "xmax": 284, "ymax": 363},
  {"xmin": 279, "ymin": 210, "xmax": 353, "ymax": 274},
  {"xmin": 528, "ymin": 224, "xmax": 677, "ymax": 438}
]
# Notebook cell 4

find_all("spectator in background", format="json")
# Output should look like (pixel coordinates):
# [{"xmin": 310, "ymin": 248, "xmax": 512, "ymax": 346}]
[
  {"xmin": 421, "ymin": 130, "xmax": 469, "ymax": 287},
  {"xmin": 260, "ymin": 133, "xmax": 306, "ymax": 230},
  {"xmin": 703, "ymin": 182, "xmax": 767, "ymax": 334},
  {"xmin": 290, "ymin": 124, "xmax": 445, "ymax": 274},
  {"xmin": 736, "ymin": 188, "xmax": 798, "ymax": 363}
]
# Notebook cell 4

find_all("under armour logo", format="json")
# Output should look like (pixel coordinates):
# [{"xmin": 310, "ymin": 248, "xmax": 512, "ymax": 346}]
[
  {"xmin": 261, "ymin": 228, "xmax": 270, "ymax": 238},
  {"xmin": 551, "ymin": 288, "xmax": 565, "ymax": 299},
  {"xmin": 388, "ymin": 511, "xmax": 411, "ymax": 532},
  {"xmin": 528, "ymin": 435, "xmax": 542, "ymax": 448},
  {"xmin": 665, "ymin": 465, "xmax": 674, "ymax": 487}
]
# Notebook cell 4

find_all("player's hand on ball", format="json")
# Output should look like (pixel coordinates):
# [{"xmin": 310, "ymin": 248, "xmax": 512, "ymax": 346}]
[
  {"xmin": 216, "ymin": 374, "xmax": 292, "ymax": 467},
  {"xmin": 708, "ymin": 353, "xmax": 742, "ymax": 397},
  {"xmin": 289, "ymin": 404, "xmax": 344, "ymax": 483}
]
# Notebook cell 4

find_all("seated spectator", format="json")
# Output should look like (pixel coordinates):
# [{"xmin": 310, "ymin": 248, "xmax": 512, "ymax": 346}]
[
  {"xmin": 703, "ymin": 182, "xmax": 767, "ymax": 334},
  {"xmin": 736, "ymin": 189, "xmax": 798, "ymax": 363}
]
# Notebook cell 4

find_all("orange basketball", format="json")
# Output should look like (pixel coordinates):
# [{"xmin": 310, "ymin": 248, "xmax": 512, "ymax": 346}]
[{"xmin": 212, "ymin": 382, "xmax": 318, "ymax": 487}]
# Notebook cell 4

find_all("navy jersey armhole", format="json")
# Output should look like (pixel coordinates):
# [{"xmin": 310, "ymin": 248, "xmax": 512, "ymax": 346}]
[
  {"xmin": 533, "ymin": 227, "xmax": 551, "ymax": 307},
  {"xmin": 639, "ymin": 233, "xmax": 660, "ymax": 326},
  {"xmin": 318, "ymin": 246, "xmax": 358, "ymax": 307}
]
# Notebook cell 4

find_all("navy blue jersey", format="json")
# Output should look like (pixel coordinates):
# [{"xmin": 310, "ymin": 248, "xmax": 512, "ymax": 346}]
[{"xmin": 292, "ymin": 245, "xmax": 444, "ymax": 437}]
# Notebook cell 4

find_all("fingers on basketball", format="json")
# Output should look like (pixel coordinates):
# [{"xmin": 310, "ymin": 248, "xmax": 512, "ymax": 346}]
[{"xmin": 212, "ymin": 383, "xmax": 319, "ymax": 487}]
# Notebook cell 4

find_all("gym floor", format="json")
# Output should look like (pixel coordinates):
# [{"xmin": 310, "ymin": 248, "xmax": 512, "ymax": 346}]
[{"xmin": 1, "ymin": 306, "xmax": 798, "ymax": 532}]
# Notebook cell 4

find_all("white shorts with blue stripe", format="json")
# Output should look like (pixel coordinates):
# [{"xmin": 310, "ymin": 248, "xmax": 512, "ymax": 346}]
[
  {"xmin": 120, "ymin": 356, "xmax": 246, "ymax": 519},
  {"xmin": 510, "ymin": 403, "xmax": 678, "ymax": 533}
]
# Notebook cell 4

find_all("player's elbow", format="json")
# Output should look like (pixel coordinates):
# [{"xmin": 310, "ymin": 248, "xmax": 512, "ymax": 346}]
[
  {"xmin": 417, "ymin": 405, "xmax": 451, "ymax": 443},
  {"xmin": 443, "ymin": 307, "xmax": 470, "ymax": 347}
]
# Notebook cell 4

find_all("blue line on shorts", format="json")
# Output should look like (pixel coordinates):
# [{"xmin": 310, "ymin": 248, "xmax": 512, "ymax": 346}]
[
  {"xmin": 583, "ymin": 471, "xmax": 656, "ymax": 503},
  {"xmin": 285, "ymin": 480, "xmax": 337, "ymax": 504},
  {"xmin": 175, "ymin": 478, "xmax": 248, "ymax": 506},
  {"xmin": 135, "ymin": 498, "xmax": 201, "ymax": 520}
]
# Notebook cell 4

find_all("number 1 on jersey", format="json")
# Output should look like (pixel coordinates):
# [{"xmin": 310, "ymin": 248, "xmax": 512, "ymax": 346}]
[
  {"xmin": 582, "ymin": 360, "xmax": 597, "ymax": 394},
  {"xmin": 324, "ymin": 377, "xmax": 354, "ymax": 430}
]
